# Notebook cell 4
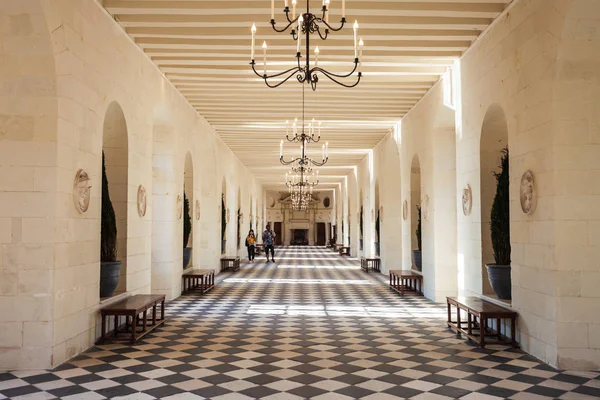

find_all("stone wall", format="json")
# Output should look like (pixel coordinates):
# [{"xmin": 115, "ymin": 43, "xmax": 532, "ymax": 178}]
[
  {"xmin": 0, "ymin": 0, "xmax": 262, "ymax": 370},
  {"xmin": 346, "ymin": 0, "xmax": 600, "ymax": 369}
]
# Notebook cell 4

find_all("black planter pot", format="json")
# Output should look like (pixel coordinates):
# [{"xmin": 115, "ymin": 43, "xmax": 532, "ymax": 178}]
[
  {"xmin": 183, "ymin": 247, "xmax": 192, "ymax": 269},
  {"xmin": 412, "ymin": 250, "xmax": 422, "ymax": 271},
  {"xmin": 221, "ymin": 240, "xmax": 226, "ymax": 254},
  {"xmin": 375, "ymin": 242, "xmax": 380, "ymax": 256},
  {"xmin": 486, "ymin": 264, "xmax": 512, "ymax": 300},
  {"xmin": 100, "ymin": 261, "xmax": 121, "ymax": 298}
]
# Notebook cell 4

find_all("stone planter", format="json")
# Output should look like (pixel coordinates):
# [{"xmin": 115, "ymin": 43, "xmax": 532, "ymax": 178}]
[
  {"xmin": 412, "ymin": 250, "xmax": 422, "ymax": 272},
  {"xmin": 486, "ymin": 264, "xmax": 512, "ymax": 300},
  {"xmin": 100, "ymin": 261, "xmax": 121, "ymax": 298},
  {"xmin": 183, "ymin": 247, "xmax": 192, "ymax": 269},
  {"xmin": 221, "ymin": 239, "xmax": 226, "ymax": 254}
]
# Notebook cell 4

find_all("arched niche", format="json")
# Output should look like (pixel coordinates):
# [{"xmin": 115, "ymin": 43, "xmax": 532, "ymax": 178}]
[
  {"xmin": 375, "ymin": 180, "xmax": 380, "ymax": 256},
  {"xmin": 221, "ymin": 176, "xmax": 227, "ymax": 254},
  {"xmin": 183, "ymin": 152, "xmax": 194, "ymax": 270},
  {"xmin": 236, "ymin": 187, "xmax": 242, "ymax": 250},
  {"xmin": 410, "ymin": 155, "xmax": 422, "ymax": 271},
  {"xmin": 101, "ymin": 101, "xmax": 129, "ymax": 296},
  {"xmin": 479, "ymin": 104, "xmax": 509, "ymax": 297}
]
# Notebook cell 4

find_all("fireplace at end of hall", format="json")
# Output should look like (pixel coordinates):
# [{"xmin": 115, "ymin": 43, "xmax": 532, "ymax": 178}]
[{"xmin": 291, "ymin": 229, "xmax": 309, "ymax": 246}]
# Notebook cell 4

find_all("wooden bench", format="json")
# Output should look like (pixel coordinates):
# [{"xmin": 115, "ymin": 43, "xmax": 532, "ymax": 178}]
[
  {"xmin": 447, "ymin": 296, "xmax": 518, "ymax": 348},
  {"xmin": 339, "ymin": 246, "xmax": 350, "ymax": 256},
  {"xmin": 220, "ymin": 256, "xmax": 240, "ymax": 272},
  {"xmin": 333, "ymin": 244, "xmax": 342, "ymax": 252},
  {"xmin": 182, "ymin": 269, "xmax": 215, "ymax": 295},
  {"xmin": 361, "ymin": 257, "xmax": 381, "ymax": 273},
  {"xmin": 389, "ymin": 270, "xmax": 423, "ymax": 296},
  {"xmin": 255, "ymin": 244, "xmax": 263, "ymax": 255},
  {"xmin": 98, "ymin": 294, "xmax": 165, "ymax": 344}
]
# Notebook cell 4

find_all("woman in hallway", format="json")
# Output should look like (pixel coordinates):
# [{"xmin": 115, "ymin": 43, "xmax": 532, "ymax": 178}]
[
  {"xmin": 262, "ymin": 224, "xmax": 276, "ymax": 263},
  {"xmin": 245, "ymin": 229, "xmax": 256, "ymax": 262}
]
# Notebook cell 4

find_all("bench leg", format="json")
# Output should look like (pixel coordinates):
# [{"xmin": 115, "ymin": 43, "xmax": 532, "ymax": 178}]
[
  {"xmin": 447, "ymin": 302, "xmax": 451, "ymax": 325},
  {"xmin": 511, "ymin": 317, "xmax": 517, "ymax": 347},
  {"xmin": 497, "ymin": 317, "xmax": 501, "ymax": 340},
  {"xmin": 131, "ymin": 314, "xmax": 137, "ymax": 344},
  {"xmin": 114, "ymin": 315, "xmax": 119, "ymax": 337},
  {"xmin": 480, "ymin": 318, "xmax": 486, "ymax": 348},
  {"xmin": 101, "ymin": 315, "xmax": 106, "ymax": 342},
  {"xmin": 468, "ymin": 312, "xmax": 472, "ymax": 335},
  {"xmin": 161, "ymin": 300, "xmax": 165, "ymax": 320},
  {"xmin": 143, "ymin": 310, "xmax": 147, "ymax": 332},
  {"xmin": 152, "ymin": 304, "xmax": 157, "ymax": 325},
  {"xmin": 456, "ymin": 307, "xmax": 461, "ymax": 331}
]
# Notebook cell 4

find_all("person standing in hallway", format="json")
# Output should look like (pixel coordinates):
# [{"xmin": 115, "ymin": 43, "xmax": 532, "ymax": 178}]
[
  {"xmin": 245, "ymin": 229, "xmax": 256, "ymax": 262},
  {"xmin": 262, "ymin": 224, "xmax": 276, "ymax": 263}
]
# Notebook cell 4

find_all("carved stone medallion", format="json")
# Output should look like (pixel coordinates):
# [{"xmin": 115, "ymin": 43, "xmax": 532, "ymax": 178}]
[
  {"xmin": 176, "ymin": 195, "xmax": 183, "ymax": 220},
  {"xmin": 74, "ymin": 169, "xmax": 91, "ymax": 214},
  {"xmin": 402, "ymin": 200, "xmax": 408, "ymax": 221},
  {"xmin": 520, "ymin": 170, "xmax": 536, "ymax": 215},
  {"xmin": 137, "ymin": 185, "xmax": 147, "ymax": 217},
  {"xmin": 422, "ymin": 195, "xmax": 430, "ymax": 220},
  {"xmin": 462, "ymin": 184, "xmax": 472, "ymax": 216},
  {"xmin": 195, "ymin": 200, "xmax": 200, "ymax": 220}
]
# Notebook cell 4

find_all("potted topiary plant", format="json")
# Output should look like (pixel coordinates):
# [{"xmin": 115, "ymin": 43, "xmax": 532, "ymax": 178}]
[
  {"xmin": 486, "ymin": 147, "xmax": 511, "ymax": 300},
  {"xmin": 100, "ymin": 152, "xmax": 121, "ymax": 298},
  {"xmin": 413, "ymin": 205, "xmax": 422, "ymax": 271},
  {"xmin": 183, "ymin": 191, "xmax": 192, "ymax": 269},
  {"xmin": 236, "ymin": 208, "xmax": 241, "ymax": 249},
  {"xmin": 375, "ymin": 209, "xmax": 380, "ymax": 256},
  {"xmin": 221, "ymin": 194, "xmax": 227, "ymax": 254},
  {"xmin": 359, "ymin": 206, "xmax": 364, "ymax": 250}
]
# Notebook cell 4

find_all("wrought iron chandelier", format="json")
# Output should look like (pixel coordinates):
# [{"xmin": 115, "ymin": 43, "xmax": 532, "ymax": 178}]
[
  {"xmin": 280, "ymin": 85, "xmax": 328, "ymax": 168},
  {"xmin": 250, "ymin": 0, "xmax": 363, "ymax": 90},
  {"xmin": 290, "ymin": 187, "xmax": 312, "ymax": 210}
]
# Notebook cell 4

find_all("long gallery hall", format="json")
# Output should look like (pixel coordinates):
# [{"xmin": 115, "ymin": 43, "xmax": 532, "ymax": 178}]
[{"xmin": 1, "ymin": 0, "xmax": 600, "ymax": 399}]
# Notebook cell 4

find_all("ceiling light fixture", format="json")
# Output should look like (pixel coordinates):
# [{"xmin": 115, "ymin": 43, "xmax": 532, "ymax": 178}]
[{"xmin": 250, "ymin": 0, "xmax": 363, "ymax": 90}]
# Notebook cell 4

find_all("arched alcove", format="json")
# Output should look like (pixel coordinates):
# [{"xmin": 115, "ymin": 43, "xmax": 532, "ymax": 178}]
[
  {"xmin": 410, "ymin": 155, "xmax": 422, "ymax": 272},
  {"xmin": 221, "ymin": 177, "xmax": 227, "ymax": 254},
  {"xmin": 480, "ymin": 104, "xmax": 510, "ymax": 298},
  {"xmin": 183, "ymin": 152, "xmax": 194, "ymax": 270},
  {"xmin": 237, "ymin": 187, "xmax": 242, "ymax": 250},
  {"xmin": 101, "ymin": 101, "xmax": 129, "ymax": 297},
  {"xmin": 375, "ymin": 180, "xmax": 380, "ymax": 256}
]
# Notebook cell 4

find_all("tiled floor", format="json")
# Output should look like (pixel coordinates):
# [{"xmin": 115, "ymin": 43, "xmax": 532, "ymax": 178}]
[{"xmin": 1, "ymin": 247, "xmax": 599, "ymax": 399}]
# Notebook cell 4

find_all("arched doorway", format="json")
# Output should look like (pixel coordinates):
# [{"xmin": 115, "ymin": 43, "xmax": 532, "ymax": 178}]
[
  {"xmin": 410, "ymin": 155, "xmax": 422, "ymax": 272},
  {"xmin": 480, "ymin": 104, "xmax": 510, "ymax": 299},
  {"xmin": 183, "ymin": 153, "xmax": 194, "ymax": 270},
  {"xmin": 100, "ymin": 101, "xmax": 129, "ymax": 298},
  {"xmin": 221, "ymin": 177, "xmax": 227, "ymax": 254}
]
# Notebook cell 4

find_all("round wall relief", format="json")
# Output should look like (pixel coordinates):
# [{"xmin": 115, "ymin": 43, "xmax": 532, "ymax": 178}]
[
  {"xmin": 422, "ymin": 195, "xmax": 430, "ymax": 220},
  {"xmin": 74, "ymin": 169, "xmax": 91, "ymax": 214},
  {"xmin": 462, "ymin": 184, "xmax": 472, "ymax": 216},
  {"xmin": 268, "ymin": 196, "xmax": 276, "ymax": 208},
  {"xmin": 520, "ymin": 170, "xmax": 536, "ymax": 215},
  {"xmin": 323, "ymin": 197, "xmax": 331, "ymax": 208},
  {"xmin": 137, "ymin": 185, "xmax": 147, "ymax": 217},
  {"xmin": 402, "ymin": 200, "xmax": 408, "ymax": 221},
  {"xmin": 195, "ymin": 200, "xmax": 200, "ymax": 220},
  {"xmin": 176, "ymin": 195, "xmax": 183, "ymax": 219}
]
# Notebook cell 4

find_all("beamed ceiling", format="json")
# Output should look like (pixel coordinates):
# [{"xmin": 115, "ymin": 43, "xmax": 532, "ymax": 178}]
[{"xmin": 102, "ymin": 0, "xmax": 511, "ymax": 190}]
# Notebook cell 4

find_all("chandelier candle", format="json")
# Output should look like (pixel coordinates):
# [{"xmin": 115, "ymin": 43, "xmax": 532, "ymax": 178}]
[
  {"xmin": 251, "ymin": 24, "xmax": 256, "ymax": 60},
  {"xmin": 353, "ymin": 21, "xmax": 358, "ymax": 58},
  {"xmin": 262, "ymin": 41, "xmax": 267, "ymax": 75}
]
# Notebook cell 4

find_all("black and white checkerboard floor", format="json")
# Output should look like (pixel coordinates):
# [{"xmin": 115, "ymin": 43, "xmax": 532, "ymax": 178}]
[{"xmin": 2, "ymin": 247, "xmax": 599, "ymax": 399}]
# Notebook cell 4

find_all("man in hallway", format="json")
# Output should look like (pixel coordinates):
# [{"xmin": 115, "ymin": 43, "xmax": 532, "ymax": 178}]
[{"xmin": 262, "ymin": 224, "xmax": 276, "ymax": 263}]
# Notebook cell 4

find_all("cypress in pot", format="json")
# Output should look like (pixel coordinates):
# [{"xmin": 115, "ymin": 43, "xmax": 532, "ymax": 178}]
[
  {"xmin": 412, "ymin": 205, "xmax": 422, "ymax": 271},
  {"xmin": 100, "ymin": 152, "xmax": 121, "ymax": 298},
  {"xmin": 375, "ymin": 209, "xmax": 380, "ymax": 256},
  {"xmin": 183, "ymin": 191, "xmax": 192, "ymax": 269},
  {"xmin": 359, "ymin": 206, "xmax": 363, "ymax": 250},
  {"xmin": 486, "ymin": 147, "xmax": 512, "ymax": 300},
  {"xmin": 221, "ymin": 195, "xmax": 227, "ymax": 254}
]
